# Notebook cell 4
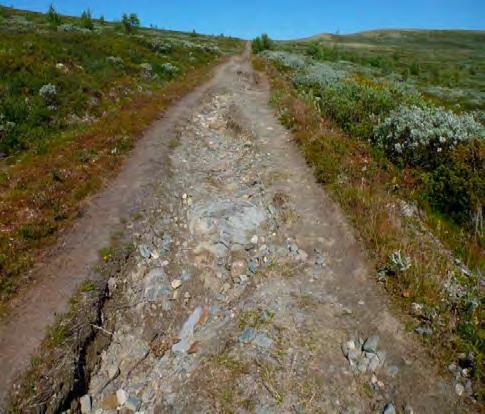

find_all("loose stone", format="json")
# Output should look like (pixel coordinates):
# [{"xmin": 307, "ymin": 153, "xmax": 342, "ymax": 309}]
[
  {"xmin": 383, "ymin": 403, "xmax": 396, "ymax": 414},
  {"xmin": 116, "ymin": 389, "xmax": 129, "ymax": 405},
  {"xmin": 363, "ymin": 335, "xmax": 380, "ymax": 353},
  {"xmin": 455, "ymin": 383, "xmax": 465, "ymax": 396},
  {"xmin": 80, "ymin": 395, "xmax": 92, "ymax": 414},
  {"xmin": 171, "ymin": 279, "xmax": 182, "ymax": 289}
]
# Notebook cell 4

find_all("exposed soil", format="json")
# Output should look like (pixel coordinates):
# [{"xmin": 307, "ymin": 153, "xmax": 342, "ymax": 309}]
[{"xmin": 1, "ymin": 46, "xmax": 473, "ymax": 412}]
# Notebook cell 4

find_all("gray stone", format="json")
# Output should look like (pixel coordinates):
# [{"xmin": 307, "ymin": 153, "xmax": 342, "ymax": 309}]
[
  {"xmin": 383, "ymin": 403, "xmax": 396, "ymax": 414},
  {"xmin": 287, "ymin": 241, "xmax": 299, "ymax": 253},
  {"xmin": 172, "ymin": 306, "xmax": 202, "ymax": 353},
  {"xmin": 387, "ymin": 365, "xmax": 399, "ymax": 377},
  {"xmin": 239, "ymin": 274, "xmax": 249, "ymax": 283},
  {"xmin": 159, "ymin": 234, "xmax": 172, "ymax": 256},
  {"xmin": 139, "ymin": 244, "xmax": 151, "ymax": 258},
  {"xmin": 143, "ymin": 268, "xmax": 170, "ymax": 301},
  {"xmin": 80, "ymin": 395, "xmax": 92, "ymax": 414},
  {"xmin": 455, "ymin": 383, "xmax": 465, "ymax": 396},
  {"xmin": 404, "ymin": 405, "xmax": 414, "ymax": 414},
  {"xmin": 341, "ymin": 340, "xmax": 356, "ymax": 357},
  {"xmin": 415, "ymin": 326, "xmax": 433, "ymax": 336},
  {"xmin": 377, "ymin": 351, "xmax": 386, "ymax": 364},
  {"xmin": 368, "ymin": 354, "xmax": 382, "ymax": 372},
  {"xmin": 181, "ymin": 270, "xmax": 192, "ymax": 281},
  {"xmin": 231, "ymin": 260, "xmax": 246, "ymax": 277},
  {"xmin": 363, "ymin": 335, "xmax": 380, "ymax": 353},
  {"xmin": 116, "ymin": 389, "xmax": 128, "ymax": 405},
  {"xmin": 125, "ymin": 396, "xmax": 142, "ymax": 411},
  {"xmin": 315, "ymin": 254, "xmax": 326, "ymax": 266},
  {"xmin": 347, "ymin": 348, "xmax": 362, "ymax": 365},
  {"xmin": 410, "ymin": 302, "xmax": 424, "ymax": 316},
  {"xmin": 238, "ymin": 327, "xmax": 256, "ymax": 344},
  {"xmin": 253, "ymin": 332, "xmax": 273, "ymax": 349},
  {"xmin": 188, "ymin": 199, "xmax": 266, "ymax": 256},
  {"xmin": 248, "ymin": 258, "xmax": 258, "ymax": 274},
  {"xmin": 356, "ymin": 356, "xmax": 370, "ymax": 374}
]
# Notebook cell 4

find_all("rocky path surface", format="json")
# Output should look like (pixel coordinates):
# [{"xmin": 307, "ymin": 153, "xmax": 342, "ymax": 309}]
[{"xmin": 79, "ymin": 49, "xmax": 467, "ymax": 413}]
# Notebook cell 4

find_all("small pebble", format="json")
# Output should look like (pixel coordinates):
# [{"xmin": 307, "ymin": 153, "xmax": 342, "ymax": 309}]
[
  {"xmin": 404, "ymin": 405, "xmax": 414, "ymax": 414},
  {"xmin": 455, "ymin": 383, "xmax": 465, "ymax": 396},
  {"xmin": 383, "ymin": 403, "xmax": 396, "ymax": 414},
  {"xmin": 80, "ymin": 395, "xmax": 92, "ymax": 414},
  {"xmin": 171, "ymin": 279, "xmax": 182, "ymax": 290},
  {"xmin": 116, "ymin": 389, "xmax": 129, "ymax": 405}
]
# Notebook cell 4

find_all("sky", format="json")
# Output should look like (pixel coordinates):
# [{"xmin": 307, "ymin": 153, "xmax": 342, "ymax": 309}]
[{"xmin": 2, "ymin": 0, "xmax": 485, "ymax": 39}]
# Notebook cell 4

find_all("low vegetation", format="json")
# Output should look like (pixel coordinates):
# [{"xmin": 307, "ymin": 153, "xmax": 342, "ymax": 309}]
[
  {"xmin": 290, "ymin": 30, "xmax": 485, "ymax": 111},
  {"xmin": 253, "ymin": 31, "xmax": 484, "ymax": 399},
  {"xmin": 257, "ymin": 40, "xmax": 484, "ymax": 238},
  {"xmin": 0, "ymin": 5, "xmax": 242, "ymax": 307}
]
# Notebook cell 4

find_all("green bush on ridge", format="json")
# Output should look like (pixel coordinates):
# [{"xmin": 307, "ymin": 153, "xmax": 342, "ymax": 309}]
[
  {"xmin": 80, "ymin": 9, "xmax": 94, "ymax": 30},
  {"xmin": 252, "ymin": 33, "xmax": 274, "ymax": 54}
]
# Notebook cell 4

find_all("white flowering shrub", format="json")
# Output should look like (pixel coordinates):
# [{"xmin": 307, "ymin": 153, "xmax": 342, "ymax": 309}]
[
  {"xmin": 148, "ymin": 39, "xmax": 173, "ymax": 54},
  {"xmin": 4, "ymin": 15, "xmax": 34, "ymax": 32},
  {"xmin": 292, "ymin": 62, "xmax": 347, "ymax": 89},
  {"xmin": 389, "ymin": 251, "xmax": 412, "ymax": 272},
  {"xmin": 57, "ymin": 24, "xmax": 91, "ymax": 34},
  {"xmin": 203, "ymin": 45, "xmax": 221, "ymax": 55},
  {"xmin": 374, "ymin": 105, "xmax": 484, "ymax": 166},
  {"xmin": 140, "ymin": 63, "xmax": 154, "ymax": 79},
  {"xmin": 106, "ymin": 56, "xmax": 124, "ymax": 65},
  {"xmin": 260, "ymin": 50, "xmax": 306, "ymax": 70},
  {"xmin": 38, "ymin": 84, "xmax": 57, "ymax": 103},
  {"xmin": 178, "ymin": 39, "xmax": 198, "ymax": 49},
  {"xmin": 160, "ymin": 63, "xmax": 179, "ymax": 76},
  {"xmin": 0, "ymin": 114, "xmax": 15, "ymax": 134}
]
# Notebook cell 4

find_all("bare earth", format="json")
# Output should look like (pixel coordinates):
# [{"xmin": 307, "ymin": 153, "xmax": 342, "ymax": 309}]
[{"xmin": 1, "ymin": 48, "xmax": 469, "ymax": 412}]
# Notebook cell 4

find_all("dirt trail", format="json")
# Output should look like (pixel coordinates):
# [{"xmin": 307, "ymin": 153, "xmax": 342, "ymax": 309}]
[
  {"xmin": 77, "ymin": 47, "xmax": 467, "ymax": 413},
  {"xmin": 0, "ymin": 56, "xmax": 231, "ymax": 405},
  {"xmin": 1, "ymin": 47, "xmax": 469, "ymax": 412}
]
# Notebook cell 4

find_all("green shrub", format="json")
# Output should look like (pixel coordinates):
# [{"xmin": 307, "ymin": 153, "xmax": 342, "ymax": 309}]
[
  {"xmin": 46, "ymin": 4, "xmax": 62, "ymax": 28},
  {"xmin": 315, "ymin": 80, "xmax": 397, "ymax": 139},
  {"xmin": 252, "ymin": 33, "xmax": 274, "ymax": 54},
  {"xmin": 80, "ymin": 9, "xmax": 94, "ymax": 30},
  {"xmin": 424, "ymin": 139, "xmax": 484, "ymax": 227},
  {"xmin": 252, "ymin": 37, "xmax": 263, "ymax": 53},
  {"xmin": 121, "ymin": 12, "xmax": 140, "ymax": 34}
]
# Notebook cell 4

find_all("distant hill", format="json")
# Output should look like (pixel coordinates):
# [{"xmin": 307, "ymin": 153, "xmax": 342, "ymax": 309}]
[{"xmin": 296, "ymin": 29, "xmax": 485, "ymax": 51}]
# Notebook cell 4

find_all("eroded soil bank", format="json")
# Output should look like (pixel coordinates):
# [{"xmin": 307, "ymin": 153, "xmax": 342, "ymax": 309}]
[{"xmin": 58, "ymin": 49, "xmax": 472, "ymax": 413}]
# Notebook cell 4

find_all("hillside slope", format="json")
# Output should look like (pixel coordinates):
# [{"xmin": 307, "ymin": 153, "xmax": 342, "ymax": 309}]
[
  {"xmin": 288, "ymin": 29, "xmax": 485, "ymax": 111},
  {"xmin": 0, "ymin": 5, "xmax": 242, "ymax": 306}
]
